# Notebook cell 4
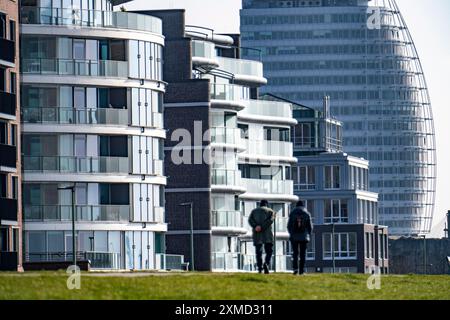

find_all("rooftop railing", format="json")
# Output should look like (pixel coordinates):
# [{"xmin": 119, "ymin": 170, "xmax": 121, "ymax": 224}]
[{"xmin": 20, "ymin": 7, "xmax": 162, "ymax": 34}]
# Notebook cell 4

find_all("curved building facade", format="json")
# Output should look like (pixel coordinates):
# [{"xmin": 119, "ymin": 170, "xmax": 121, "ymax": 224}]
[
  {"xmin": 20, "ymin": 0, "xmax": 167, "ymax": 270},
  {"xmin": 241, "ymin": 0, "xmax": 436, "ymax": 235}
]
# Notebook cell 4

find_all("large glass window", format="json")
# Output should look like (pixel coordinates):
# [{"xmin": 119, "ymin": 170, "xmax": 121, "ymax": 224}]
[
  {"xmin": 293, "ymin": 165, "xmax": 315, "ymax": 190},
  {"xmin": 323, "ymin": 233, "xmax": 357, "ymax": 260},
  {"xmin": 324, "ymin": 165, "xmax": 340, "ymax": 189},
  {"xmin": 324, "ymin": 199, "xmax": 348, "ymax": 224}
]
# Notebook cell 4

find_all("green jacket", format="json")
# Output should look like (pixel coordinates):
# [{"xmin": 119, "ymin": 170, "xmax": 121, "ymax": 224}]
[{"xmin": 248, "ymin": 206, "xmax": 275, "ymax": 245}]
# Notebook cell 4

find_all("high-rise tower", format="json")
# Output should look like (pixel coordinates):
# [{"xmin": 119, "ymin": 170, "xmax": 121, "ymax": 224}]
[{"xmin": 240, "ymin": 0, "xmax": 436, "ymax": 235}]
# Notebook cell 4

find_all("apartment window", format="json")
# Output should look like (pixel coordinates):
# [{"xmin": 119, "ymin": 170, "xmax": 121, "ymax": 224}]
[
  {"xmin": 264, "ymin": 127, "xmax": 290, "ymax": 142},
  {"xmin": 0, "ymin": 121, "xmax": 6, "ymax": 144},
  {"xmin": 0, "ymin": 68, "xmax": 5, "ymax": 91},
  {"xmin": 365, "ymin": 232, "xmax": 373, "ymax": 259},
  {"xmin": 11, "ymin": 176, "xmax": 18, "ymax": 200},
  {"xmin": 238, "ymin": 124, "xmax": 249, "ymax": 140},
  {"xmin": 0, "ymin": 13, "xmax": 5, "ymax": 39},
  {"xmin": 323, "ymin": 232, "xmax": 357, "ymax": 260},
  {"xmin": 10, "ymin": 72, "xmax": 16, "ymax": 94},
  {"xmin": 294, "ymin": 122, "xmax": 313, "ymax": 147},
  {"xmin": 10, "ymin": 124, "xmax": 16, "ymax": 146},
  {"xmin": 0, "ymin": 228, "xmax": 8, "ymax": 251},
  {"xmin": 9, "ymin": 20, "xmax": 16, "ymax": 42},
  {"xmin": 293, "ymin": 165, "xmax": 316, "ymax": 190},
  {"xmin": 0, "ymin": 173, "xmax": 6, "ymax": 198},
  {"xmin": 324, "ymin": 165, "xmax": 340, "ymax": 189},
  {"xmin": 324, "ymin": 199, "xmax": 348, "ymax": 224}
]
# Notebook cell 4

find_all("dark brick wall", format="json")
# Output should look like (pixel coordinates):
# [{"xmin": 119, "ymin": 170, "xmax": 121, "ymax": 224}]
[{"xmin": 166, "ymin": 233, "xmax": 212, "ymax": 271}]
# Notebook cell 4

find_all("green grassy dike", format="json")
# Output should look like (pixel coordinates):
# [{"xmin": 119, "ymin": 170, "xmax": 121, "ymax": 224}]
[{"xmin": 0, "ymin": 272, "xmax": 449, "ymax": 300}]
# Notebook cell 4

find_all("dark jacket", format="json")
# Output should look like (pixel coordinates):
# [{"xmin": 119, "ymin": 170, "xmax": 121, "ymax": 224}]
[
  {"xmin": 287, "ymin": 206, "xmax": 313, "ymax": 242},
  {"xmin": 248, "ymin": 206, "xmax": 275, "ymax": 245}
]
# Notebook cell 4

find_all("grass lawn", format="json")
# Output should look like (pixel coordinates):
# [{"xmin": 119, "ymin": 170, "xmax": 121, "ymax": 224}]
[{"xmin": 0, "ymin": 272, "xmax": 449, "ymax": 300}]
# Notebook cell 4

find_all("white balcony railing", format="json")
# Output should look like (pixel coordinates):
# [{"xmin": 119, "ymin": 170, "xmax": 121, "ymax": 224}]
[
  {"xmin": 240, "ymin": 99, "xmax": 293, "ymax": 119},
  {"xmin": 242, "ymin": 139, "xmax": 293, "ymax": 158},
  {"xmin": 241, "ymin": 178, "xmax": 294, "ymax": 195},
  {"xmin": 217, "ymin": 56, "xmax": 264, "ymax": 80},
  {"xmin": 212, "ymin": 210, "xmax": 243, "ymax": 229}
]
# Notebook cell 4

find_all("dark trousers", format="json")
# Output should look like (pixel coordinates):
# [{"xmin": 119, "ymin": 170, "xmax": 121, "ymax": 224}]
[
  {"xmin": 255, "ymin": 243, "xmax": 273, "ymax": 271},
  {"xmin": 291, "ymin": 241, "xmax": 308, "ymax": 274}
]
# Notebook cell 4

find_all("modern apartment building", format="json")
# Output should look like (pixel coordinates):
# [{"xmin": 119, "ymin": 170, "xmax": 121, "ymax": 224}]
[
  {"xmin": 135, "ymin": 9, "xmax": 297, "ymax": 272},
  {"xmin": 291, "ymin": 98, "xmax": 388, "ymax": 273},
  {"xmin": 240, "ymin": 0, "xmax": 436, "ymax": 236},
  {"xmin": 0, "ymin": 0, "xmax": 21, "ymax": 271},
  {"xmin": 19, "ymin": 0, "xmax": 167, "ymax": 270}
]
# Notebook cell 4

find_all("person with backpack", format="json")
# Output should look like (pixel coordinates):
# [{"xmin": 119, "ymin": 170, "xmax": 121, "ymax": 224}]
[
  {"xmin": 287, "ymin": 200, "xmax": 313, "ymax": 275},
  {"xmin": 248, "ymin": 200, "xmax": 276, "ymax": 274}
]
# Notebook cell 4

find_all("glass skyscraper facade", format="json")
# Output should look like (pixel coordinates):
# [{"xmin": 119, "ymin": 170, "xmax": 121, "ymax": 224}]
[{"xmin": 240, "ymin": 0, "xmax": 436, "ymax": 236}]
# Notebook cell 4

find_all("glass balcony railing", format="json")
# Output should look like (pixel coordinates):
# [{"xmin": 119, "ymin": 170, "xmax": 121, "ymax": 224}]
[
  {"xmin": 211, "ymin": 169, "xmax": 241, "ymax": 186},
  {"xmin": 210, "ymin": 127, "xmax": 241, "ymax": 145},
  {"xmin": 22, "ymin": 107, "xmax": 129, "ymax": 125},
  {"xmin": 20, "ymin": 7, "xmax": 162, "ymax": 34},
  {"xmin": 217, "ymin": 56, "xmax": 264, "ymax": 79},
  {"xmin": 211, "ymin": 252, "xmax": 240, "ymax": 271},
  {"xmin": 210, "ymin": 83, "xmax": 249, "ymax": 102},
  {"xmin": 21, "ymin": 58, "xmax": 128, "ymax": 78},
  {"xmin": 242, "ymin": 139, "xmax": 293, "ymax": 158},
  {"xmin": 24, "ymin": 205, "xmax": 130, "ymax": 222},
  {"xmin": 212, "ymin": 210, "xmax": 243, "ymax": 229},
  {"xmin": 154, "ymin": 206, "xmax": 165, "ymax": 224},
  {"xmin": 275, "ymin": 217, "xmax": 289, "ymax": 233},
  {"xmin": 25, "ymin": 251, "xmax": 121, "ymax": 269},
  {"xmin": 191, "ymin": 40, "xmax": 216, "ymax": 60},
  {"xmin": 23, "ymin": 156, "xmax": 129, "ymax": 173},
  {"xmin": 240, "ymin": 99, "xmax": 293, "ymax": 119},
  {"xmin": 241, "ymin": 178, "xmax": 294, "ymax": 195},
  {"xmin": 155, "ymin": 254, "xmax": 188, "ymax": 271}
]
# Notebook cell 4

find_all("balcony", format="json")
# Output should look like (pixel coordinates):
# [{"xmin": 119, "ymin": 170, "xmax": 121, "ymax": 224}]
[
  {"xmin": 22, "ymin": 107, "xmax": 129, "ymax": 125},
  {"xmin": 212, "ymin": 252, "xmax": 240, "ymax": 271},
  {"xmin": 0, "ymin": 198, "xmax": 18, "ymax": 221},
  {"xmin": 0, "ymin": 38, "xmax": 15, "ymax": 64},
  {"xmin": 242, "ymin": 139, "xmax": 294, "ymax": 159},
  {"xmin": 23, "ymin": 156, "xmax": 129, "ymax": 174},
  {"xmin": 0, "ymin": 92, "xmax": 17, "ymax": 116},
  {"xmin": 241, "ymin": 178, "xmax": 294, "ymax": 196},
  {"xmin": 0, "ymin": 252, "xmax": 18, "ymax": 271},
  {"xmin": 24, "ymin": 204, "xmax": 130, "ymax": 222},
  {"xmin": 275, "ymin": 217, "xmax": 289, "ymax": 233},
  {"xmin": 210, "ymin": 127, "xmax": 241, "ymax": 146},
  {"xmin": 191, "ymin": 40, "xmax": 218, "ymax": 69},
  {"xmin": 0, "ymin": 144, "xmax": 17, "ymax": 168},
  {"xmin": 216, "ymin": 56, "xmax": 266, "ymax": 86},
  {"xmin": 20, "ymin": 6, "xmax": 162, "ymax": 34},
  {"xmin": 21, "ymin": 59, "xmax": 128, "ymax": 78},
  {"xmin": 212, "ymin": 210, "xmax": 243, "ymax": 229},
  {"xmin": 211, "ymin": 169, "xmax": 246, "ymax": 194},
  {"xmin": 240, "ymin": 99, "xmax": 293, "ymax": 120},
  {"xmin": 210, "ymin": 83, "xmax": 248, "ymax": 110},
  {"xmin": 155, "ymin": 254, "xmax": 189, "ymax": 271}
]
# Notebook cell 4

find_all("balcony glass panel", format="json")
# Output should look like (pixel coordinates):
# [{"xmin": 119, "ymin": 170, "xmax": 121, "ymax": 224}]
[
  {"xmin": 240, "ymin": 99, "xmax": 293, "ymax": 119},
  {"xmin": 24, "ymin": 205, "xmax": 130, "ymax": 222},
  {"xmin": 243, "ymin": 139, "xmax": 293, "ymax": 158},
  {"xmin": 23, "ymin": 156, "xmax": 129, "ymax": 173},
  {"xmin": 242, "ymin": 178, "xmax": 293, "ymax": 195},
  {"xmin": 22, "ymin": 107, "xmax": 129, "ymax": 125},
  {"xmin": 21, "ymin": 59, "xmax": 128, "ymax": 78},
  {"xmin": 210, "ymin": 83, "xmax": 249, "ymax": 101},
  {"xmin": 20, "ymin": 7, "xmax": 162, "ymax": 34},
  {"xmin": 211, "ymin": 127, "xmax": 240, "ymax": 145},
  {"xmin": 191, "ymin": 40, "xmax": 216, "ymax": 59},
  {"xmin": 217, "ymin": 56, "xmax": 264, "ymax": 79},
  {"xmin": 211, "ymin": 169, "xmax": 241, "ymax": 186},
  {"xmin": 212, "ymin": 211, "xmax": 243, "ymax": 228}
]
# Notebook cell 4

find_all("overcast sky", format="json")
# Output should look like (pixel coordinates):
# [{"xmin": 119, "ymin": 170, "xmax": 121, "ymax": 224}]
[{"xmin": 121, "ymin": 0, "xmax": 450, "ymax": 237}]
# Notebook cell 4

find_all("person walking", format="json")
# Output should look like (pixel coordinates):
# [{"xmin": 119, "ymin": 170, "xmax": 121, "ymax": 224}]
[
  {"xmin": 248, "ymin": 200, "xmax": 276, "ymax": 274},
  {"xmin": 287, "ymin": 200, "xmax": 313, "ymax": 275}
]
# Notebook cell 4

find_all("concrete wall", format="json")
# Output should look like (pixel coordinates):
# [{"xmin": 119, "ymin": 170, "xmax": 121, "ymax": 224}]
[{"xmin": 389, "ymin": 237, "xmax": 450, "ymax": 274}]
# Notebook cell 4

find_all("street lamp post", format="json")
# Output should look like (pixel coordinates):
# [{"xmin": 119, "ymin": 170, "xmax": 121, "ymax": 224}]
[
  {"xmin": 331, "ymin": 223, "xmax": 336, "ymax": 274},
  {"xmin": 179, "ymin": 202, "xmax": 194, "ymax": 271},
  {"xmin": 58, "ymin": 185, "xmax": 76, "ymax": 267}
]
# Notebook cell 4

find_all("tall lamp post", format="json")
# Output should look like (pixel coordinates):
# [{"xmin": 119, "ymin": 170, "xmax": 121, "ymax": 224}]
[
  {"xmin": 58, "ymin": 185, "xmax": 76, "ymax": 267},
  {"xmin": 179, "ymin": 202, "xmax": 194, "ymax": 271}
]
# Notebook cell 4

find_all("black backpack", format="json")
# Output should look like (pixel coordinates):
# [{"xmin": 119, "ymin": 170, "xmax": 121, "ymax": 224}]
[{"xmin": 293, "ymin": 213, "xmax": 307, "ymax": 233}]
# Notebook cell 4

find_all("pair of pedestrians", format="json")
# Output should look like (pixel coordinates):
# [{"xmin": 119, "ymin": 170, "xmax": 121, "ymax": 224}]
[{"xmin": 248, "ymin": 200, "xmax": 313, "ymax": 275}]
